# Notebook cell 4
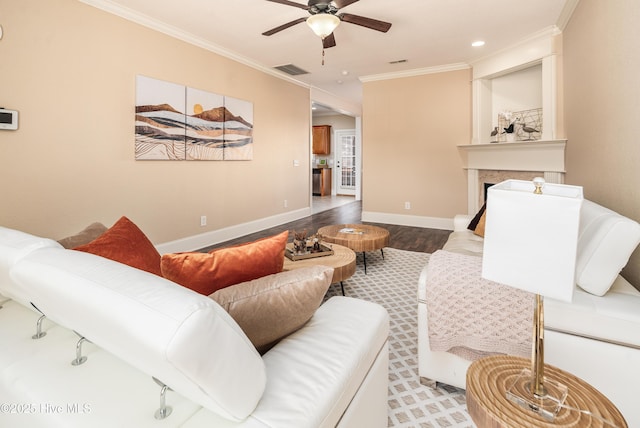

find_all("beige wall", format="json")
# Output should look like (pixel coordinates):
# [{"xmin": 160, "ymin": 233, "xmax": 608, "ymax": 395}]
[
  {"xmin": 312, "ymin": 114, "xmax": 356, "ymax": 129},
  {"xmin": 563, "ymin": 0, "xmax": 640, "ymax": 287},
  {"xmin": 0, "ymin": 0, "xmax": 311, "ymax": 245},
  {"xmin": 362, "ymin": 70, "xmax": 470, "ymax": 219}
]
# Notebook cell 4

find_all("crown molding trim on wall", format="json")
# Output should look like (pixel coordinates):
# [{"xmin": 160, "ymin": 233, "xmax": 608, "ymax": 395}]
[
  {"xmin": 79, "ymin": 0, "xmax": 310, "ymax": 90},
  {"xmin": 359, "ymin": 63, "xmax": 471, "ymax": 83}
]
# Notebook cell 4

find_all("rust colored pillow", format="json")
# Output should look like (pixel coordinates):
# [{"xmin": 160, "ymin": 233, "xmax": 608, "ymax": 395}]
[
  {"xmin": 161, "ymin": 231, "xmax": 289, "ymax": 295},
  {"xmin": 73, "ymin": 216, "xmax": 162, "ymax": 276}
]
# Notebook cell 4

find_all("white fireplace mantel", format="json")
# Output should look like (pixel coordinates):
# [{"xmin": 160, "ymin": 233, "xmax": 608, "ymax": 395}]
[
  {"xmin": 458, "ymin": 140, "xmax": 566, "ymax": 172},
  {"xmin": 458, "ymin": 140, "xmax": 567, "ymax": 213}
]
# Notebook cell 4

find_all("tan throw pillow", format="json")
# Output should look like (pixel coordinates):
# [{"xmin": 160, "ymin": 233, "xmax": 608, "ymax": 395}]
[
  {"xmin": 161, "ymin": 231, "xmax": 288, "ymax": 295},
  {"xmin": 57, "ymin": 222, "xmax": 108, "ymax": 249},
  {"xmin": 210, "ymin": 265, "xmax": 333, "ymax": 354},
  {"xmin": 473, "ymin": 210, "xmax": 486, "ymax": 237}
]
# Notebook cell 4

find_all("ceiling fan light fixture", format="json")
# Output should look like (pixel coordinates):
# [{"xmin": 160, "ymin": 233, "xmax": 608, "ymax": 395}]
[{"xmin": 306, "ymin": 14, "xmax": 340, "ymax": 39}]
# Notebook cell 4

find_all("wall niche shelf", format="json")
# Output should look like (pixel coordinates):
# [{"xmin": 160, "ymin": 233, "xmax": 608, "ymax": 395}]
[{"xmin": 471, "ymin": 27, "xmax": 563, "ymax": 145}]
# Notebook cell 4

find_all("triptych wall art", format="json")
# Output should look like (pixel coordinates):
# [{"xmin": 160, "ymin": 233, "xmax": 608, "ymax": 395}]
[{"xmin": 135, "ymin": 75, "xmax": 253, "ymax": 161}]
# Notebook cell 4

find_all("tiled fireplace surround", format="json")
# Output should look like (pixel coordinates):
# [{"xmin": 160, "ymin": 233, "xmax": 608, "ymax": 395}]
[{"xmin": 458, "ymin": 140, "xmax": 567, "ymax": 213}]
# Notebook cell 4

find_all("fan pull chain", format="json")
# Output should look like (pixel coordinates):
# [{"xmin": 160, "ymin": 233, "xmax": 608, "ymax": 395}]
[{"xmin": 322, "ymin": 47, "xmax": 325, "ymax": 65}]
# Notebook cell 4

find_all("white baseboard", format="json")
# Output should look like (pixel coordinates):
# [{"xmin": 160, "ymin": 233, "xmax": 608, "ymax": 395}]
[
  {"xmin": 156, "ymin": 207, "xmax": 312, "ymax": 254},
  {"xmin": 361, "ymin": 211, "xmax": 453, "ymax": 231}
]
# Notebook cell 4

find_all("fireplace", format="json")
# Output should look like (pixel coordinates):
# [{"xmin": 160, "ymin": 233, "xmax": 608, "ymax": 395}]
[{"xmin": 458, "ymin": 140, "xmax": 567, "ymax": 213}]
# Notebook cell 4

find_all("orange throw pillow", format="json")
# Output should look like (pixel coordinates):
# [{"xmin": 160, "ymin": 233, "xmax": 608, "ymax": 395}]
[
  {"xmin": 161, "ymin": 231, "xmax": 289, "ymax": 295},
  {"xmin": 73, "ymin": 216, "xmax": 162, "ymax": 276}
]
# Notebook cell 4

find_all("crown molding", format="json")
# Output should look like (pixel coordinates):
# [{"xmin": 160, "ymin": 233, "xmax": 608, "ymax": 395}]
[
  {"xmin": 556, "ymin": 0, "xmax": 580, "ymax": 31},
  {"xmin": 359, "ymin": 63, "xmax": 470, "ymax": 83}
]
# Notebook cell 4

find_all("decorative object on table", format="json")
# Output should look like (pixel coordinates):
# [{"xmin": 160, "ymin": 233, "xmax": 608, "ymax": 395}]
[
  {"xmin": 286, "ymin": 231, "xmax": 335, "ymax": 260},
  {"xmin": 285, "ymin": 242, "xmax": 334, "ymax": 261},
  {"xmin": 482, "ymin": 178, "xmax": 584, "ymax": 421},
  {"xmin": 292, "ymin": 230, "xmax": 308, "ymax": 254},
  {"xmin": 338, "ymin": 227, "xmax": 365, "ymax": 234}
]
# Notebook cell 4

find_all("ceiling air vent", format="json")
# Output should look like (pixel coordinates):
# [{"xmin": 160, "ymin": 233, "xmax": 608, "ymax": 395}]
[{"xmin": 274, "ymin": 64, "xmax": 310, "ymax": 76}]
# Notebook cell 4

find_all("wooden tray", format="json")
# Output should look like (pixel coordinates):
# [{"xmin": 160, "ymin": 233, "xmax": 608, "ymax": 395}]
[{"xmin": 285, "ymin": 243, "xmax": 334, "ymax": 261}]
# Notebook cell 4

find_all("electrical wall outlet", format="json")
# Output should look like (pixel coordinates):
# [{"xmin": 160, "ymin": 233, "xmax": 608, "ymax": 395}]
[
  {"xmin": 200, "ymin": 215, "xmax": 207, "ymax": 226},
  {"xmin": 284, "ymin": 199, "xmax": 288, "ymax": 208},
  {"xmin": 404, "ymin": 202, "xmax": 411, "ymax": 210},
  {"xmin": 293, "ymin": 160, "xmax": 300, "ymax": 167}
]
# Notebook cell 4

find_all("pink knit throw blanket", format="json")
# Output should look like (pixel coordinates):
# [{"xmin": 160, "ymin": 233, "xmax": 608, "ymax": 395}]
[{"xmin": 425, "ymin": 250, "xmax": 534, "ymax": 361}]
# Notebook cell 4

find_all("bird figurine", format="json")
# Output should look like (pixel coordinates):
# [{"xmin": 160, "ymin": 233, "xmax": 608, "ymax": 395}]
[
  {"xmin": 490, "ymin": 127, "xmax": 499, "ymax": 143},
  {"xmin": 520, "ymin": 123, "xmax": 540, "ymax": 140},
  {"xmin": 502, "ymin": 123, "xmax": 515, "ymax": 134}
]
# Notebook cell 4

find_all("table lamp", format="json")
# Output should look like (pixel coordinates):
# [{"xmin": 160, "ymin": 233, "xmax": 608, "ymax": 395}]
[{"xmin": 481, "ymin": 178, "xmax": 583, "ymax": 420}]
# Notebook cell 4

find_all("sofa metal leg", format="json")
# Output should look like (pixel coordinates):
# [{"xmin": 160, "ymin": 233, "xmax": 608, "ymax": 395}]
[
  {"xmin": 153, "ymin": 377, "xmax": 173, "ymax": 420},
  {"xmin": 71, "ymin": 333, "xmax": 88, "ymax": 366},
  {"xmin": 30, "ymin": 303, "xmax": 47, "ymax": 339},
  {"xmin": 32, "ymin": 314, "xmax": 47, "ymax": 339},
  {"xmin": 340, "ymin": 281, "xmax": 345, "ymax": 296}
]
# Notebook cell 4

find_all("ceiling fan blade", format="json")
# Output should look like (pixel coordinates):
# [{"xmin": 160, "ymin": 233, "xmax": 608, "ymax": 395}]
[
  {"xmin": 323, "ymin": 32, "xmax": 336, "ymax": 49},
  {"xmin": 339, "ymin": 13, "xmax": 392, "ymax": 33},
  {"xmin": 262, "ymin": 17, "xmax": 307, "ymax": 36},
  {"xmin": 264, "ymin": 0, "xmax": 309, "ymax": 10},
  {"xmin": 333, "ymin": 0, "xmax": 359, "ymax": 8}
]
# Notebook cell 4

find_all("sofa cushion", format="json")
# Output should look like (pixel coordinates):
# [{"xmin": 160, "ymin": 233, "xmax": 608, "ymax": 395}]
[
  {"xmin": 73, "ymin": 216, "xmax": 162, "ymax": 276},
  {"xmin": 0, "ymin": 226, "xmax": 63, "ymax": 307},
  {"xmin": 472, "ymin": 210, "xmax": 487, "ymax": 237},
  {"xmin": 467, "ymin": 203, "xmax": 486, "ymax": 231},
  {"xmin": 161, "ymin": 231, "xmax": 288, "ymax": 295},
  {"xmin": 546, "ymin": 275, "xmax": 640, "ymax": 348},
  {"xmin": 9, "ymin": 247, "xmax": 266, "ymax": 422},
  {"xmin": 57, "ymin": 222, "xmax": 108, "ymax": 249},
  {"xmin": 575, "ymin": 200, "xmax": 640, "ymax": 296},
  {"xmin": 210, "ymin": 265, "xmax": 333, "ymax": 353}
]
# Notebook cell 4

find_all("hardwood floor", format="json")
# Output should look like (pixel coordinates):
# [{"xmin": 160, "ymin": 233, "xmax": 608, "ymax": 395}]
[{"xmin": 200, "ymin": 200, "xmax": 452, "ymax": 253}]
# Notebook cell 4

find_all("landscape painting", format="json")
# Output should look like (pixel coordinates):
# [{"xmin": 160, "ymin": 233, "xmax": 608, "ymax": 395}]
[
  {"xmin": 185, "ymin": 87, "xmax": 225, "ymax": 160},
  {"xmin": 135, "ymin": 76, "xmax": 186, "ymax": 160},
  {"xmin": 135, "ymin": 75, "xmax": 254, "ymax": 161},
  {"xmin": 222, "ymin": 96, "xmax": 253, "ymax": 161}
]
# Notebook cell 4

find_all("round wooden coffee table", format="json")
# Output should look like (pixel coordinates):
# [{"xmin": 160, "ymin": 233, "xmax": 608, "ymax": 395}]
[
  {"xmin": 317, "ymin": 224, "xmax": 390, "ymax": 273},
  {"xmin": 283, "ymin": 243, "xmax": 356, "ymax": 295}
]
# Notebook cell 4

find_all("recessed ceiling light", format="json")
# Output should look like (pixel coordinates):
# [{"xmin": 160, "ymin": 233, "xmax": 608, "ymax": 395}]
[
  {"xmin": 341, "ymin": 70, "xmax": 349, "ymax": 76},
  {"xmin": 472, "ymin": 40, "xmax": 485, "ymax": 47}
]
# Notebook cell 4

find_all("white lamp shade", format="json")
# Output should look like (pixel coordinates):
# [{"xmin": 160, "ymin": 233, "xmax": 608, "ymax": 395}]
[
  {"xmin": 481, "ymin": 179, "xmax": 584, "ymax": 303},
  {"xmin": 306, "ymin": 14, "xmax": 340, "ymax": 38}
]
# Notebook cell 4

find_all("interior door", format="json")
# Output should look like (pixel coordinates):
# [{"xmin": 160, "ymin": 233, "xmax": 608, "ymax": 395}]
[{"xmin": 334, "ymin": 129, "xmax": 356, "ymax": 196}]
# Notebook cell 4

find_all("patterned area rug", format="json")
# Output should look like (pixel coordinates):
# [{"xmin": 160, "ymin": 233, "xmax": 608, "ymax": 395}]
[{"xmin": 324, "ymin": 247, "xmax": 474, "ymax": 428}]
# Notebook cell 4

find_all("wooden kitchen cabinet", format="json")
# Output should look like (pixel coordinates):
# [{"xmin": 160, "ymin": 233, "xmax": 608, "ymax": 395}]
[{"xmin": 312, "ymin": 125, "xmax": 331, "ymax": 154}]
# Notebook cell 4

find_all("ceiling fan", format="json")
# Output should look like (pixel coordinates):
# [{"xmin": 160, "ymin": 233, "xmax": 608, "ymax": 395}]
[{"xmin": 262, "ymin": 0, "xmax": 392, "ymax": 49}]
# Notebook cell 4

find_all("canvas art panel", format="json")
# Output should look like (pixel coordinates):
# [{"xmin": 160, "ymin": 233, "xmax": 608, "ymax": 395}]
[
  {"xmin": 135, "ymin": 76, "xmax": 186, "ymax": 160},
  {"xmin": 135, "ymin": 75, "xmax": 253, "ymax": 161}
]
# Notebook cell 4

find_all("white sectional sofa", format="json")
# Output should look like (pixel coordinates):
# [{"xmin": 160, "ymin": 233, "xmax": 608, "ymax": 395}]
[
  {"xmin": 0, "ymin": 226, "xmax": 390, "ymax": 428},
  {"xmin": 418, "ymin": 199, "xmax": 640, "ymax": 426}
]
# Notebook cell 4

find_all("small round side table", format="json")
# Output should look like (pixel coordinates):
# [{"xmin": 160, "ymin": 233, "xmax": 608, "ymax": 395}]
[
  {"xmin": 466, "ymin": 355, "xmax": 627, "ymax": 428},
  {"xmin": 317, "ymin": 224, "xmax": 390, "ymax": 273}
]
